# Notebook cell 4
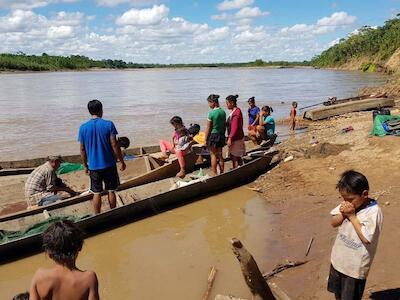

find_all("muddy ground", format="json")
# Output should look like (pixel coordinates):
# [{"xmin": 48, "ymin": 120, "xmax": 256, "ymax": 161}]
[{"xmin": 252, "ymin": 107, "xmax": 400, "ymax": 299}]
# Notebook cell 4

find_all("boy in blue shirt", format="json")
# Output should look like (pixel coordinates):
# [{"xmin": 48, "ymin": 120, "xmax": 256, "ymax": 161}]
[{"xmin": 78, "ymin": 99, "xmax": 126, "ymax": 214}]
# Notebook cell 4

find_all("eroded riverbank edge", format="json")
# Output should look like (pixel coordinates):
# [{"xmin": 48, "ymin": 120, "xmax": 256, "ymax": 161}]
[{"xmin": 249, "ymin": 103, "xmax": 400, "ymax": 299}]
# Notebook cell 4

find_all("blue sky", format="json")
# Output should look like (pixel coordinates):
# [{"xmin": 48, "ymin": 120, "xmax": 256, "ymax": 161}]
[{"xmin": 0, "ymin": 0, "xmax": 398, "ymax": 63}]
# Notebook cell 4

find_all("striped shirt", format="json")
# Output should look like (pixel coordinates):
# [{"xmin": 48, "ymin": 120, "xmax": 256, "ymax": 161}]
[{"xmin": 24, "ymin": 162, "xmax": 57, "ymax": 207}]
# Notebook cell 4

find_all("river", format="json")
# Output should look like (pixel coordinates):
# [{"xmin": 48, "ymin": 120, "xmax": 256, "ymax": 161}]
[
  {"xmin": 0, "ymin": 187, "xmax": 283, "ymax": 299},
  {"xmin": 0, "ymin": 68, "xmax": 385, "ymax": 160}
]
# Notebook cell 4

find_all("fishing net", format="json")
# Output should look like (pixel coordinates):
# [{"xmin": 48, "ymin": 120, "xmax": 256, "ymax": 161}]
[
  {"xmin": 0, "ymin": 215, "xmax": 90, "ymax": 244},
  {"xmin": 56, "ymin": 162, "xmax": 84, "ymax": 175}
]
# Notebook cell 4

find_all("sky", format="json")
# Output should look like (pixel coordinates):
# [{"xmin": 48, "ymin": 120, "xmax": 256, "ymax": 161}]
[{"xmin": 0, "ymin": 0, "xmax": 399, "ymax": 63}]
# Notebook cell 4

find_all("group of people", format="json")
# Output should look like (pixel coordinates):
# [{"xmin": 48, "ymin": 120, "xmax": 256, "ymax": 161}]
[{"xmin": 159, "ymin": 94, "xmax": 278, "ymax": 177}]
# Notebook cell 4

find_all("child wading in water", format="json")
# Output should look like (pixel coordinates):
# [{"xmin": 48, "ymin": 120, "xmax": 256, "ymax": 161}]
[
  {"xmin": 29, "ymin": 220, "xmax": 99, "ymax": 300},
  {"xmin": 226, "ymin": 95, "xmax": 246, "ymax": 168},
  {"xmin": 328, "ymin": 170, "xmax": 383, "ymax": 300},
  {"xmin": 205, "ymin": 94, "xmax": 226, "ymax": 175},
  {"xmin": 247, "ymin": 96, "xmax": 260, "ymax": 131},
  {"xmin": 159, "ymin": 116, "xmax": 191, "ymax": 178},
  {"xmin": 289, "ymin": 101, "xmax": 297, "ymax": 131}
]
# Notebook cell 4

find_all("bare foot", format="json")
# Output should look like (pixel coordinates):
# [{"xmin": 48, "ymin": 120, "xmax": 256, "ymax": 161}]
[{"xmin": 176, "ymin": 170, "xmax": 186, "ymax": 178}]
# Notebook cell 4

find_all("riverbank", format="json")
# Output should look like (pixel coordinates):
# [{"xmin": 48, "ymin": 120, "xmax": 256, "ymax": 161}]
[{"xmin": 251, "ymin": 105, "xmax": 400, "ymax": 299}]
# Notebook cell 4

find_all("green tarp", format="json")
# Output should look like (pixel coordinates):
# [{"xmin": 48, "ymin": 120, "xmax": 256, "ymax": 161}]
[
  {"xmin": 0, "ymin": 215, "xmax": 90, "ymax": 244},
  {"xmin": 56, "ymin": 162, "xmax": 84, "ymax": 175},
  {"xmin": 372, "ymin": 115, "xmax": 400, "ymax": 136}
]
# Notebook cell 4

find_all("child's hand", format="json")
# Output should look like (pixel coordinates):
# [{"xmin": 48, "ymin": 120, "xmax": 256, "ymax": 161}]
[{"xmin": 340, "ymin": 202, "xmax": 355, "ymax": 217}]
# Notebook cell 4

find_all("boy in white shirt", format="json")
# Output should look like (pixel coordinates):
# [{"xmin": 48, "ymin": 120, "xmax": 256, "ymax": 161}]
[{"xmin": 328, "ymin": 170, "xmax": 383, "ymax": 300}]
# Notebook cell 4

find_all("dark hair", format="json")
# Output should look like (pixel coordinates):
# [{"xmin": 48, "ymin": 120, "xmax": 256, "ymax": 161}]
[
  {"xmin": 262, "ymin": 105, "xmax": 273, "ymax": 114},
  {"xmin": 188, "ymin": 123, "xmax": 200, "ymax": 136},
  {"xmin": 226, "ymin": 94, "xmax": 239, "ymax": 104},
  {"xmin": 207, "ymin": 94, "xmax": 220, "ymax": 104},
  {"xmin": 248, "ymin": 97, "xmax": 255, "ymax": 103},
  {"xmin": 118, "ymin": 136, "xmax": 130, "ymax": 149},
  {"xmin": 170, "ymin": 116, "xmax": 183, "ymax": 126},
  {"xmin": 292, "ymin": 101, "xmax": 298, "ymax": 106},
  {"xmin": 12, "ymin": 292, "xmax": 29, "ymax": 300},
  {"xmin": 42, "ymin": 220, "xmax": 84, "ymax": 265},
  {"xmin": 336, "ymin": 170, "xmax": 369, "ymax": 195},
  {"xmin": 87, "ymin": 99, "xmax": 102, "ymax": 116}
]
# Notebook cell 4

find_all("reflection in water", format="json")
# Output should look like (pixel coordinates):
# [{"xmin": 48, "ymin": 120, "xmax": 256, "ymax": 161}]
[
  {"xmin": 0, "ymin": 187, "xmax": 279, "ymax": 300},
  {"xmin": 0, "ymin": 68, "xmax": 386, "ymax": 160}
]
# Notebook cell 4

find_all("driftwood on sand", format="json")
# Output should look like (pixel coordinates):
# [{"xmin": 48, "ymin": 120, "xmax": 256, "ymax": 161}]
[
  {"xmin": 231, "ymin": 238, "xmax": 277, "ymax": 300},
  {"xmin": 203, "ymin": 266, "xmax": 218, "ymax": 300}
]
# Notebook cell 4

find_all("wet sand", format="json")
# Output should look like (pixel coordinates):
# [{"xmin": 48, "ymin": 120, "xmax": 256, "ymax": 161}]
[{"xmin": 0, "ymin": 187, "xmax": 282, "ymax": 300}]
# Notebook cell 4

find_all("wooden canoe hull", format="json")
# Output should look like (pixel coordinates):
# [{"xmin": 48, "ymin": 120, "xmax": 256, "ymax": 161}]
[
  {"xmin": 0, "ymin": 152, "xmax": 197, "ymax": 223},
  {"xmin": 0, "ymin": 145, "xmax": 161, "ymax": 170},
  {"xmin": 0, "ymin": 155, "xmax": 272, "ymax": 261},
  {"xmin": 304, "ymin": 97, "xmax": 396, "ymax": 121}
]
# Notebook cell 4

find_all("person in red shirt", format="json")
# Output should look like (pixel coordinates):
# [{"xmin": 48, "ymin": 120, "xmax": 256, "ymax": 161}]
[{"xmin": 226, "ymin": 95, "xmax": 246, "ymax": 168}]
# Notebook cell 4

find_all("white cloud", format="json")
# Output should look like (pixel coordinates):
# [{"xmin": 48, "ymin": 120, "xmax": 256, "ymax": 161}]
[
  {"xmin": 47, "ymin": 25, "xmax": 74, "ymax": 39},
  {"xmin": 96, "ymin": 0, "xmax": 158, "ymax": 7},
  {"xmin": 194, "ymin": 26, "xmax": 230, "ymax": 44},
  {"xmin": 0, "ymin": 0, "xmax": 78, "ymax": 9},
  {"xmin": 328, "ymin": 37, "xmax": 341, "ymax": 47},
  {"xmin": 235, "ymin": 7, "xmax": 269, "ymax": 19},
  {"xmin": 281, "ymin": 11, "xmax": 356, "ymax": 36},
  {"xmin": 211, "ymin": 13, "xmax": 229, "ymax": 21},
  {"xmin": 233, "ymin": 28, "xmax": 267, "ymax": 44},
  {"xmin": 217, "ymin": 0, "xmax": 254, "ymax": 11},
  {"xmin": 116, "ymin": 4, "xmax": 169, "ymax": 26}
]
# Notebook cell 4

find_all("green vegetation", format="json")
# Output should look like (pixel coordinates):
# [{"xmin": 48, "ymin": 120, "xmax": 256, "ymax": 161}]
[
  {"xmin": 0, "ymin": 53, "xmax": 309, "ymax": 72},
  {"xmin": 311, "ymin": 16, "xmax": 400, "ymax": 71}
]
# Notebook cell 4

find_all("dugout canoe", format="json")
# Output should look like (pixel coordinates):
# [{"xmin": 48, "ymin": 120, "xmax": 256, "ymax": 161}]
[
  {"xmin": 0, "ymin": 152, "xmax": 197, "ymax": 222},
  {"xmin": 0, "ymin": 152, "xmax": 274, "ymax": 261},
  {"xmin": 303, "ymin": 97, "xmax": 396, "ymax": 121},
  {"xmin": 0, "ymin": 145, "xmax": 161, "ymax": 175}
]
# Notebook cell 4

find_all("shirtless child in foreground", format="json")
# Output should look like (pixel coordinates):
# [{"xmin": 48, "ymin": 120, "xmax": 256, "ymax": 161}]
[{"xmin": 29, "ymin": 220, "xmax": 99, "ymax": 300}]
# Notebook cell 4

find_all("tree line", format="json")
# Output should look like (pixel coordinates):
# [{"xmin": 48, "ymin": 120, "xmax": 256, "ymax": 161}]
[
  {"xmin": 311, "ymin": 16, "xmax": 400, "ymax": 71},
  {"xmin": 0, "ymin": 53, "xmax": 309, "ymax": 72}
]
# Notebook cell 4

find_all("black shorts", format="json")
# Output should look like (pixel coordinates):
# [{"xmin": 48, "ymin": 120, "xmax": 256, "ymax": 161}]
[
  {"xmin": 327, "ymin": 265, "xmax": 366, "ymax": 300},
  {"xmin": 207, "ymin": 133, "xmax": 226, "ymax": 148},
  {"xmin": 89, "ymin": 165, "xmax": 120, "ymax": 193}
]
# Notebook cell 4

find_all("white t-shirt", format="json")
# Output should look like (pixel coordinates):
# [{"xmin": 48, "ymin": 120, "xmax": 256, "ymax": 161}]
[{"xmin": 330, "ymin": 200, "xmax": 383, "ymax": 279}]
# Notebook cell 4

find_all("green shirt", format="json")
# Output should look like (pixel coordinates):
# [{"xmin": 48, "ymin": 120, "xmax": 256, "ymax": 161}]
[{"xmin": 207, "ymin": 107, "xmax": 226, "ymax": 134}]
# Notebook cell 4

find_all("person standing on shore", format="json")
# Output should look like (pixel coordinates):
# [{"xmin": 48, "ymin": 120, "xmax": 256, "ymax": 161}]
[
  {"xmin": 226, "ymin": 95, "xmax": 246, "ymax": 168},
  {"xmin": 78, "ymin": 99, "xmax": 126, "ymax": 214},
  {"xmin": 289, "ymin": 101, "xmax": 298, "ymax": 131},
  {"xmin": 205, "ymin": 94, "xmax": 226, "ymax": 175},
  {"xmin": 328, "ymin": 170, "xmax": 383, "ymax": 300}
]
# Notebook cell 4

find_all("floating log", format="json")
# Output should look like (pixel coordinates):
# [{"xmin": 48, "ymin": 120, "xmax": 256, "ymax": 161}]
[{"xmin": 303, "ymin": 97, "xmax": 396, "ymax": 121}]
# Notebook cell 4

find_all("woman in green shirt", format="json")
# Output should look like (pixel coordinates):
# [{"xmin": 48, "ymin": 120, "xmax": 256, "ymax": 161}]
[{"xmin": 205, "ymin": 94, "xmax": 226, "ymax": 175}]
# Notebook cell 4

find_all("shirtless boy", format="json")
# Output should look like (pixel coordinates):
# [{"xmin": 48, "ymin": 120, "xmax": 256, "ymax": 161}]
[{"xmin": 29, "ymin": 220, "xmax": 99, "ymax": 300}]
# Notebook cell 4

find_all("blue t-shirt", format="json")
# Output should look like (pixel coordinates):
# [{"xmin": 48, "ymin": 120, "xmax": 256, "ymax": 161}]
[
  {"xmin": 264, "ymin": 116, "xmax": 275, "ymax": 136},
  {"xmin": 248, "ymin": 106, "xmax": 260, "ymax": 125},
  {"xmin": 78, "ymin": 118, "xmax": 118, "ymax": 170}
]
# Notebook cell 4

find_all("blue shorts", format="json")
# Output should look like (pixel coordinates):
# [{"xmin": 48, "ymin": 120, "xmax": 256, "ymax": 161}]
[{"xmin": 38, "ymin": 194, "xmax": 61, "ymax": 206}]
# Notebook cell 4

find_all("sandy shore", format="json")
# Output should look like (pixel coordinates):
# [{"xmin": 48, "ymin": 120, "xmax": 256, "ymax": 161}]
[{"xmin": 252, "ymin": 105, "xmax": 400, "ymax": 299}]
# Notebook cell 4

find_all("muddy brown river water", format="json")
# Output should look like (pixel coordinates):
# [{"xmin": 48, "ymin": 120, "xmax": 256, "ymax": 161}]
[{"xmin": 0, "ymin": 187, "xmax": 281, "ymax": 299}]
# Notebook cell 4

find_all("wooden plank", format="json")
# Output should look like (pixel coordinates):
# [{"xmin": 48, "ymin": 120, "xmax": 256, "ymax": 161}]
[
  {"xmin": 303, "ymin": 97, "xmax": 396, "ymax": 121},
  {"xmin": 0, "ymin": 168, "xmax": 34, "ymax": 176},
  {"xmin": 144, "ymin": 156, "xmax": 152, "ymax": 172}
]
